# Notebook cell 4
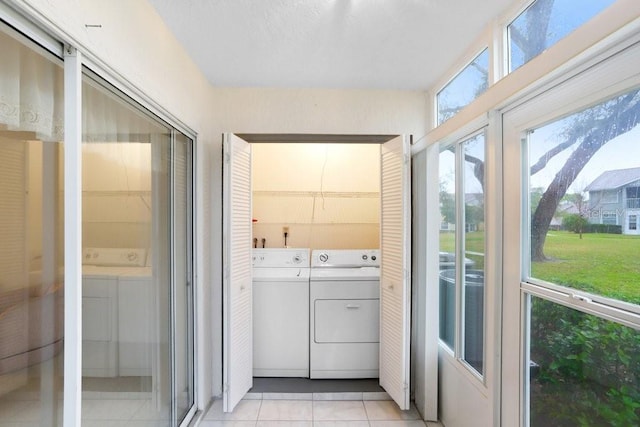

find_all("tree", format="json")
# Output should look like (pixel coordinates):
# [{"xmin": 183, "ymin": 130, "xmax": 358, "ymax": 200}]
[
  {"xmin": 440, "ymin": 0, "xmax": 640, "ymax": 261},
  {"xmin": 439, "ymin": 184, "xmax": 455, "ymax": 226},
  {"xmin": 562, "ymin": 214, "xmax": 588, "ymax": 238},
  {"xmin": 530, "ymin": 90, "xmax": 640, "ymax": 260},
  {"xmin": 508, "ymin": 0, "xmax": 640, "ymax": 260}
]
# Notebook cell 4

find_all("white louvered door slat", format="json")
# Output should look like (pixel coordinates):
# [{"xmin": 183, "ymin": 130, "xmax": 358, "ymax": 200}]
[
  {"xmin": 0, "ymin": 140, "xmax": 27, "ymax": 288},
  {"xmin": 379, "ymin": 135, "xmax": 411, "ymax": 410},
  {"xmin": 222, "ymin": 133, "xmax": 253, "ymax": 412}
]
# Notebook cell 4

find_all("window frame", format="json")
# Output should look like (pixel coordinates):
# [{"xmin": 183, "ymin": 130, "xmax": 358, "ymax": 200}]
[
  {"xmin": 501, "ymin": 39, "xmax": 640, "ymax": 426},
  {"xmin": 437, "ymin": 127, "xmax": 489, "ymax": 383}
]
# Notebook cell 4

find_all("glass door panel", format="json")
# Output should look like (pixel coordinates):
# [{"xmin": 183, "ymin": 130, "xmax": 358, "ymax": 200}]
[
  {"xmin": 173, "ymin": 132, "xmax": 194, "ymax": 424},
  {"xmin": 0, "ymin": 25, "xmax": 65, "ymax": 427},
  {"xmin": 81, "ymin": 72, "xmax": 176, "ymax": 425}
]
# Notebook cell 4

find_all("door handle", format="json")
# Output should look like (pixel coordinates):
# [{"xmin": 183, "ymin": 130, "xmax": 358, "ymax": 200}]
[{"xmin": 346, "ymin": 304, "xmax": 361, "ymax": 309}]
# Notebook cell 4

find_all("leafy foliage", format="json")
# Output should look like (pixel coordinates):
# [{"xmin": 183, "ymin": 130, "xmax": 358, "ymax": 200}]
[
  {"xmin": 562, "ymin": 213, "xmax": 588, "ymax": 234},
  {"xmin": 530, "ymin": 298, "xmax": 640, "ymax": 426}
]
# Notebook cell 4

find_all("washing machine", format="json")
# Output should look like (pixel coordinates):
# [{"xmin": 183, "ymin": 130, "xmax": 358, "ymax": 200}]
[
  {"xmin": 309, "ymin": 249, "xmax": 380, "ymax": 379},
  {"xmin": 252, "ymin": 248, "xmax": 310, "ymax": 377}
]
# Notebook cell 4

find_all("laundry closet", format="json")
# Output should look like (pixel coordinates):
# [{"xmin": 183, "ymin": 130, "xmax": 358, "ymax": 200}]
[
  {"xmin": 223, "ymin": 134, "xmax": 412, "ymax": 413},
  {"xmin": 252, "ymin": 142, "xmax": 381, "ymax": 382}
]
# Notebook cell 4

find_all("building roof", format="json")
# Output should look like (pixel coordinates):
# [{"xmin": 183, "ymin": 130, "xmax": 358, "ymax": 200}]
[{"xmin": 585, "ymin": 167, "xmax": 640, "ymax": 191}]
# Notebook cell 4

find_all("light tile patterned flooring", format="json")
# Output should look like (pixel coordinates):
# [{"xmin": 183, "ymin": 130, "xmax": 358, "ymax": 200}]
[{"xmin": 200, "ymin": 398, "xmax": 443, "ymax": 426}]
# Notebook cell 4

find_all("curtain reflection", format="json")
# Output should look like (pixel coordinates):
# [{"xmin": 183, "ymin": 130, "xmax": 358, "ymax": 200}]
[{"xmin": 0, "ymin": 27, "xmax": 65, "ymax": 427}]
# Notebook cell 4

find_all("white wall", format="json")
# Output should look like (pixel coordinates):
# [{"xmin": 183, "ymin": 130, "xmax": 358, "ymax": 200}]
[
  {"xmin": 252, "ymin": 143, "xmax": 380, "ymax": 250},
  {"xmin": 209, "ymin": 87, "xmax": 428, "ymax": 395}
]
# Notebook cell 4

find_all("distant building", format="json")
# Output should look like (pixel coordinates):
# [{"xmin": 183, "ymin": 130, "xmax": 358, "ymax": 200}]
[
  {"xmin": 550, "ymin": 200, "xmax": 580, "ymax": 231},
  {"xmin": 585, "ymin": 167, "xmax": 640, "ymax": 235}
]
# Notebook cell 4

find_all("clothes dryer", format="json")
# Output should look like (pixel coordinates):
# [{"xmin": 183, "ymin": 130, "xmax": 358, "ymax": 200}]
[{"xmin": 309, "ymin": 249, "xmax": 380, "ymax": 379}]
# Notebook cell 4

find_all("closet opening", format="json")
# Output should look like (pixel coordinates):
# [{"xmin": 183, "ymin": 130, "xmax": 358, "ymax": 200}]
[{"xmin": 223, "ymin": 133, "xmax": 411, "ymax": 411}]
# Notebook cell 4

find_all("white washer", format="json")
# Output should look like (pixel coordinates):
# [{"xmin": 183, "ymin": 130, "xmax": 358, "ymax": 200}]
[
  {"xmin": 252, "ymin": 248, "xmax": 310, "ymax": 377},
  {"xmin": 309, "ymin": 249, "xmax": 380, "ymax": 379}
]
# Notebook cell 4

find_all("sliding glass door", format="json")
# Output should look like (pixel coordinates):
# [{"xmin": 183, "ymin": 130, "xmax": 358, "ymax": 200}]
[
  {"xmin": 81, "ymin": 72, "xmax": 195, "ymax": 426},
  {"xmin": 0, "ymin": 22, "xmax": 65, "ymax": 427}
]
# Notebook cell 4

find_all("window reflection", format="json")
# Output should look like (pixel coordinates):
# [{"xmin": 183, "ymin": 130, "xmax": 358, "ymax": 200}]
[{"xmin": 81, "ymin": 75, "xmax": 173, "ymax": 425}]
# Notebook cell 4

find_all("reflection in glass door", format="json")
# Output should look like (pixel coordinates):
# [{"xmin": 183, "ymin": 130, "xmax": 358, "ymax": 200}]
[
  {"xmin": 0, "ymin": 24, "xmax": 65, "ymax": 427},
  {"xmin": 81, "ymin": 72, "xmax": 194, "ymax": 426},
  {"xmin": 172, "ymin": 132, "xmax": 194, "ymax": 424}
]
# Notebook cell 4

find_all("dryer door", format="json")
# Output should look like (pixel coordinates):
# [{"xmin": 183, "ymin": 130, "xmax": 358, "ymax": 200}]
[{"xmin": 380, "ymin": 135, "xmax": 411, "ymax": 410}]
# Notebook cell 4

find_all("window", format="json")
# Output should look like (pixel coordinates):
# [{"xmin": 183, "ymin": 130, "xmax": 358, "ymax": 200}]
[
  {"xmin": 627, "ymin": 186, "xmax": 640, "ymax": 208},
  {"xmin": 436, "ymin": 49, "xmax": 489, "ymax": 125},
  {"xmin": 508, "ymin": 0, "xmax": 616, "ymax": 72},
  {"xmin": 439, "ymin": 132, "xmax": 486, "ymax": 376},
  {"xmin": 529, "ymin": 297, "xmax": 640, "ymax": 427},
  {"xmin": 601, "ymin": 190, "xmax": 619, "ymax": 204},
  {"xmin": 525, "ymin": 86, "xmax": 640, "ymax": 425},
  {"xmin": 439, "ymin": 148, "xmax": 456, "ymax": 350},
  {"xmin": 602, "ymin": 212, "xmax": 617, "ymax": 225},
  {"xmin": 528, "ymin": 87, "xmax": 640, "ymax": 304}
]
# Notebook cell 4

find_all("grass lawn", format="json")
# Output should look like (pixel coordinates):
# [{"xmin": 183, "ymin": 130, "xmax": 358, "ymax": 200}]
[
  {"xmin": 533, "ymin": 231, "xmax": 640, "ymax": 304},
  {"xmin": 439, "ymin": 230, "xmax": 640, "ymax": 305}
]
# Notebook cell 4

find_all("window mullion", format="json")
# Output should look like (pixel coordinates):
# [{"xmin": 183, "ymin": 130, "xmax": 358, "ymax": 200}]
[{"xmin": 455, "ymin": 142, "xmax": 465, "ymax": 359}]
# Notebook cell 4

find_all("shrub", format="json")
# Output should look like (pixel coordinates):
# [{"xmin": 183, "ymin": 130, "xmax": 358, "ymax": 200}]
[
  {"xmin": 562, "ymin": 214, "xmax": 589, "ymax": 234},
  {"xmin": 584, "ymin": 223, "xmax": 623, "ymax": 234},
  {"xmin": 530, "ymin": 298, "xmax": 640, "ymax": 426}
]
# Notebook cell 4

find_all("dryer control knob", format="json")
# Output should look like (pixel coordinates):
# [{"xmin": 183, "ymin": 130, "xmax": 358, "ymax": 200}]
[
  {"xmin": 362, "ymin": 254, "xmax": 368, "ymax": 260},
  {"xmin": 319, "ymin": 253, "xmax": 329, "ymax": 263},
  {"xmin": 293, "ymin": 255, "xmax": 302, "ymax": 263},
  {"xmin": 371, "ymin": 255, "xmax": 377, "ymax": 261}
]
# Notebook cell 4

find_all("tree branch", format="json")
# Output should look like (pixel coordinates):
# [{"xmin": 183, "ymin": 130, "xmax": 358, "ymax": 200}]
[{"xmin": 530, "ymin": 137, "xmax": 579, "ymax": 175}]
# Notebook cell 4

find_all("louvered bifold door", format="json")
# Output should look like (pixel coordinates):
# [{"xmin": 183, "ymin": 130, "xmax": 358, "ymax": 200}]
[
  {"xmin": 222, "ymin": 133, "xmax": 253, "ymax": 412},
  {"xmin": 379, "ymin": 135, "xmax": 411, "ymax": 410}
]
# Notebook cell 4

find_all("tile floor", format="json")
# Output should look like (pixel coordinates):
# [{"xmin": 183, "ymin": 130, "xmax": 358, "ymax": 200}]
[{"xmin": 199, "ymin": 398, "xmax": 443, "ymax": 427}]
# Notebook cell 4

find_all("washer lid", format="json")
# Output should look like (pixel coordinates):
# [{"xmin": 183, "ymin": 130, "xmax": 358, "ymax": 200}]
[
  {"xmin": 310, "ymin": 266, "xmax": 380, "ymax": 281},
  {"xmin": 253, "ymin": 267, "xmax": 310, "ymax": 282}
]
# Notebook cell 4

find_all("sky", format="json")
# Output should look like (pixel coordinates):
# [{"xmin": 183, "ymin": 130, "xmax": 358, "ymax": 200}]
[{"xmin": 529, "ymin": 113, "xmax": 640, "ymax": 195}]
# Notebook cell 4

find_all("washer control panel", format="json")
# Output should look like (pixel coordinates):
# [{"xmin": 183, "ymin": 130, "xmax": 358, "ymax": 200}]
[
  {"xmin": 252, "ymin": 248, "xmax": 310, "ymax": 267},
  {"xmin": 312, "ymin": 249, "xmax": 380, "ymax": 268}
]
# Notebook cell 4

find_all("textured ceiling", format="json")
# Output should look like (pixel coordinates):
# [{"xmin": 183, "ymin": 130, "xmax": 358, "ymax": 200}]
[{"xmin": 147, "ymin": 0, "xmax": 514, "ymax": 90}]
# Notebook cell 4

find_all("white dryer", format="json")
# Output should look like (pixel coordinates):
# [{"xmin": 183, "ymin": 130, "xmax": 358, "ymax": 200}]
[
  {"xmin": 309, "ymin": 249, "xmax": 380, "ymax": 379},
  {"xmin": 252, "ymin": 248, "xmax": 310, "ymax": 377}
]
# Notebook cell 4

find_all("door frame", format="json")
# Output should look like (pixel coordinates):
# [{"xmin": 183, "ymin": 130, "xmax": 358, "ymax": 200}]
[{"xmin": 220, "ymin": 133, "xmax": 422, "ymax": 413}]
